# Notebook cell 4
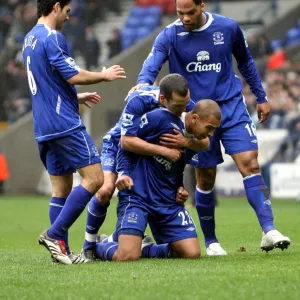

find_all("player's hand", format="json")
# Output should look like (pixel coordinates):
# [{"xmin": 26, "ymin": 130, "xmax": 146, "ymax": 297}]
[
  {"xmin": 78, "ymin": 92, "xmax": 101, "ymax": 108},
  {"xmin": 257, "ymin": 102, "xmax": 270, "ymax": 123},
  {"xmin": 160, "ymin": 129, "xmax": 188, "ymax": 149},
  {"xmin": 176, "ymin": 187, "xmax": 189, "ymax": 205},
  {"xmin": 125, "ymin": 83, "xmax": 149, "ymax": 101},
  {"xmin": 160, "ymin": 147, "xmax": 182, "ymax": 162},
  {"xmin": 101, "ymin": 65, "xmax": 126, "ymax": 81},
  {"xmin": 116, "ymin": 175, "xmax": 134, "ymax": 191}
]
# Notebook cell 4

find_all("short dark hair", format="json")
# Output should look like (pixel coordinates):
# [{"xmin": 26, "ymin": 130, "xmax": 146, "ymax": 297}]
[
  {"xmin": 37, "ymin": 0, "xmax": 71, "ymax": 18},
  {"xmin": 192, "ymin": 99, "xmax": 221, "ymax": 121},
  {"xmin": 174, "ymin": 0, "xmax": 203, "ymax": 5},
  {"xmin": 159, "ymin": 74, "xmax": 189, "ymax": 100}
]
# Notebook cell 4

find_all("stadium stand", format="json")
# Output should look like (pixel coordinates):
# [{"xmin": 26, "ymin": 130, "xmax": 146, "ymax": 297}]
[{"xmin": 1, "ymin": 0, "xmax": 300, "ymax": 195}]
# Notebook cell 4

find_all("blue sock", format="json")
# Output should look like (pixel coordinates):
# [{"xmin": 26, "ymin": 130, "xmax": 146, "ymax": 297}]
[
  {"xmin": 142, "ymin": 243, "xmax": 171, "ymax": 258},
  {"xmin": 49, "ymin": 197, "xmax": 70, "ymax": 254},
  {"xmin": 83, "ymin": 196, "xmax": 110, "ymax": 249},
  {"xmin": 48, "ymin": 185, "xmax": 94, "ymax": 240},
  {"xmin": 195, "ymin": 187, "xmax": 218, "ymax": 248},
  {"xmin": 96, "ymin": 242, "xmax": 118, "ymax": 261},
  {"xmin": 244, "ymin": 174, "xmax": 275, "ymax": 233}
]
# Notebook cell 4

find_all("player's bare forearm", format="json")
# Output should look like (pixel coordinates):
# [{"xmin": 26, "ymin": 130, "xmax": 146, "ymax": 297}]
[
  {"xmin": 121, "ymin": 136, "xmax": 182, "ymax": 162},
  {"xmin": 186, "ymin": 137, "xmax": 210, "ymax": 152},
  {"xmin": 67, "ymin": 66, "xmax": 126, "ymax": 85},
  {"xmin": 121, "ymin": 136, "xmax": 167, "ymax": 156}
]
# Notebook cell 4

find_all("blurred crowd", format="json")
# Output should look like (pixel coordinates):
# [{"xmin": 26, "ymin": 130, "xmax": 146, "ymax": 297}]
[
  {"xmin": 1, "ymin": 0, "xmax": 300, "ymax": 136},
  {"xmin": 0, "ymin": 0, "xmax": 122, "ymax": 123},
  {"xmin": 244, "ymin": 33, "xmax": 300, "ymax": 162}
]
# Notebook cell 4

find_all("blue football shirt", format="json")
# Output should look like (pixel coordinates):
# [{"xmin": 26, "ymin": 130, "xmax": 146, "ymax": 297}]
[
  {"xmin": 118, "ymin": 108, "xmax": 195, "ymax": 206},
  {"xmin": 137, "ymin": 13, "xmax": 267, "ymax": 104},
  {"xmin": 22, "ymin": 24, "xmax": 83, "ymax": 142}
]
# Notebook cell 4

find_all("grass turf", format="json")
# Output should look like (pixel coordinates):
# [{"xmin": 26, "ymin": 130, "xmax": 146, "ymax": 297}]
[{"xmin": 0, "ymin": 196, "xmax": 299, "ymax": 300}]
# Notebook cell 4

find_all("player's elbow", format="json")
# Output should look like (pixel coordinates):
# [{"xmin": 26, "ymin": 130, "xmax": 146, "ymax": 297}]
[
  {"xmin": 67, "ymin": 70, "xmax": 91, "ymax": 85},
  {"xmin": 67, "ymin": 73, "xmax": 84, "ymax": 85}
]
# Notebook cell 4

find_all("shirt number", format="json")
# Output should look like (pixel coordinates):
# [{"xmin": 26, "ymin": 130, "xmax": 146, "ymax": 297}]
[{"xmin": 26, "ymin": 56, "xmax": 37, "ymax": 95}]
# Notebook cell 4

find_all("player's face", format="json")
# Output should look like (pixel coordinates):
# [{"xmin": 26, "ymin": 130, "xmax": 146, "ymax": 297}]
[
  {"xmin": 176, "ymin": 0, "xmax": 204, "ymax": 31},
  {"xmin": 163, "ymin": 91, "xmax": 190, "ymax": 116},
  {"xmin": 56, "ymin": 3, "xmax": 71, "ymax": 30},
  {"xmin": 192, "ymin": 114, "xmax": 220, "ymax": 139}
]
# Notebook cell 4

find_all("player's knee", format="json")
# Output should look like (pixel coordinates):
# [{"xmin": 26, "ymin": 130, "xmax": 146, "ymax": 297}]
[
  {"xmin": 115, "ymin": 250, "xmax": 141, "ymax": 261},
  {"xmin": 181, "ymin": 248, "xmax": 201, "ymax": 259},
  {"xmin": 195, "ymin": 168, "xmax": 216, "ymax": 190},
  {"xmin": 84, "ymin": 174, "xmax": 104, "ymax": 194},
  {"xmin": 196, "ymin": 176, "xmax": 215, "ymax": 190},
  {"xmin": 241, "ymin": 158, "xmax": 260, "ymax": 176},
  {"xmin": 187, "ymin": 249, "xmax": 201, "ymax": 259},
  {"xmin": 247, "ymin": 159, "xmax": 260, "ymax": 174}
]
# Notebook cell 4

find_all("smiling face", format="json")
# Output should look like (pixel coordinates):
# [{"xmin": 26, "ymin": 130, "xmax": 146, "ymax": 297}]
[
  {"xmin": 190, "ymin": 114, "xmax": 220, "ymax": 139},
  {"xmin": 176, "ymin": 0, "xmax": 204, "ymax": 31}
]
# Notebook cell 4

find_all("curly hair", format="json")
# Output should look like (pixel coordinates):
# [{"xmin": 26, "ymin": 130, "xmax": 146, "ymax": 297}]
[{"xmin": 37, "ymin": 0, "xmax": 71, "ymax": 18}]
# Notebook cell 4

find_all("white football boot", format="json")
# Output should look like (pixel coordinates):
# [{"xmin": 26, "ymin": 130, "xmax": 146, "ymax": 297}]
[
  {"xmin": 260, "ymin": 230, "xmax": 291, "ymax": 252},
  {"xmin": 206, "ymin": 242, "xmax": 227, "ymax": 256},
  {"xmin": 38, "ymin": 230, "xmax": 72, "ymax": 265}
]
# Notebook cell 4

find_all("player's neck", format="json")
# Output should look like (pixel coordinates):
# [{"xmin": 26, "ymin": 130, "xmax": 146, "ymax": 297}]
[
  {"xmin": 195, "ymin": 12, "xmax": 207, "ymax": 30},
  {"xmin": 185, "ymin": 113, "xmax": 192, "ymax": 134},
  {"xmin": 37, "ymin": 16, "xmax": 57, "ymax": 30}
]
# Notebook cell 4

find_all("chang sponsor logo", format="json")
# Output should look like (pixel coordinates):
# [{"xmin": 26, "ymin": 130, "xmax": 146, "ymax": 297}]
[
  {"xmin": 186, "ymin": 51, "xmax": 221, "ymax": 73},
  {"xmin": 153, "ymin": 155, "xmax": 172, "ymax": 170}
]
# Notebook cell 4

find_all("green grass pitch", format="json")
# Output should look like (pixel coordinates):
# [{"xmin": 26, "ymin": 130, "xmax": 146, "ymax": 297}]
[{"xmin": 0, "ymin": 196, "xmax": 299, "ymax": 300}]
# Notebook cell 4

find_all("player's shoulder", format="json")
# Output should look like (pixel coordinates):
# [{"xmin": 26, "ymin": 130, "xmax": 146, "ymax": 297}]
[
  {"xmin": 210, "ymin": 12, "xmax": 238, "ymax": 29},
  {"xmin": 45, "ymin": 29, "xmax": 67, "ymax": 43},
  {"xmin": 162, "ymin": 19, "xmax": 184, "ymax": 36},
  {"xmin": 146, "ymin": 107, "xmax": 177, "ymax": 120},
  {"xmin": 128, "ymin": 86, "xmax": 160, "ymax": 106}
]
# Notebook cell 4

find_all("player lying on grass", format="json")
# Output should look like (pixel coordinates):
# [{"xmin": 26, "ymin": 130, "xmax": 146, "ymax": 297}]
[
  {"xmin": 94, "ymin": 99, "xmax": 221, "ymax": 261},
  {"xmin": 81, "ymin": 74, "xmax": 210, "ymax": 261}
]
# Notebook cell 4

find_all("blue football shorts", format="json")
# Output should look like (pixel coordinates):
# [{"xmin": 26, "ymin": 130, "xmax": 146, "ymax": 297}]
[
  {"xmin": 189, "ymin": 94, "xmax": 259, "ymax": 168},
  {"xmin": 38, "ymin": 129, "xmax": 101, "ymax": 176},
  {"xmin": 116, "ymin": 196, "xmax": 197, "ymax": 244}
]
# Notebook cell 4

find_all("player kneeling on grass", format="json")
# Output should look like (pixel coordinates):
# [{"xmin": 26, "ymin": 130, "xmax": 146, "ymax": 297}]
[
  {"xmin": 95, "ymin": 99, "xmax": 221, "ymax": 261},
  {"xmin": 81, "ymin": 74, "xmax": 209, "ymax": 261}
]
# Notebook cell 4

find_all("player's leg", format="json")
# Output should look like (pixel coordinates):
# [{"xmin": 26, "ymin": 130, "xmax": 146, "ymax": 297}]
[
  {"xmin": 49, "ymin": 174, "xmax": 73, "ymax": 255},
  {"xmin": 40, "ymin": 130, "xmax": 103, "ymax": 264},
  {"xmin": 83, "ymin": 170, "xmax": 117, "ymax": 255},
  {"xmin": 190, "ymin": 134, "xmax": 227, "ymax": 256},
  {"xmin": 231, "ymin": 149, "xmax": 290, "ymax": 251},
  {"xmin": 37, "ymin": 141, "xmax": 75, "ymax": 263},
  {"xmin": 145, "ymin": 206, "xmax": 200, "ymax": 259},
  {"xmin": 83, "ymin": 138, "xmax": 118, "ymax": 254},
  {"xmin": 95, "ymin": 199, "xmax": 147, "ymax": 261},
  {"xmin": 222, "ymin": 97, "xmax": 290, "ymax": 251},
  {"xmin": 170, "ymin": 238, "xmax": 200, "ymax": 258}
]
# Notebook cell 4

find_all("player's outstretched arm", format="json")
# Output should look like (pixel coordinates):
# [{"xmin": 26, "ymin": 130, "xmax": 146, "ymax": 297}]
[
  {"xmin": 67, "ymin": 65, "xmax": 126, "ymax": 85},
  {"xmin": 121, "ymin": 136, "xmax": 182, "ymax": 163}
]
